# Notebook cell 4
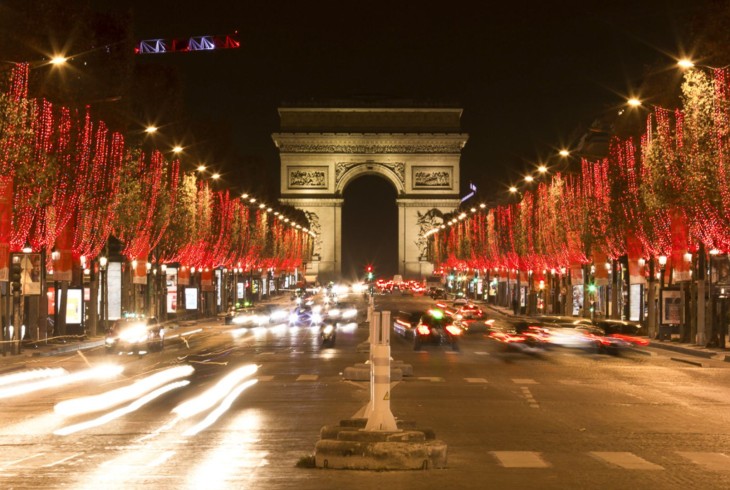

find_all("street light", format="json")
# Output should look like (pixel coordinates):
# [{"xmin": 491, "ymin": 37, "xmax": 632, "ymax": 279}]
[
  {"xmin": 627, "ymin": 97, "xmax": 642, "ymax": 107},
  {"xmin": 658, "ymin": 254, "xmax": 668, "ymax": 288},
  {"xmin": 99, "ymin": 256, "xmax": 108, "ymax": 333},
  {"xmin": 677, "ymin": 58, "xmax": 695, "ymax": 70}
]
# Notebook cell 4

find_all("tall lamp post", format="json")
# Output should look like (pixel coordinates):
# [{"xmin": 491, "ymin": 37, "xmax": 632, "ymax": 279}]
[
  {"xmin": 658, "ymin": 254, "xmax": 668, "ymax": 339},
  {"xmin": 145, "ymin": 261, "xmax": 152, "ymax": 317},
  {"xmin": 99, "ymin": 255, "xmax": 108, "ymax": 333}
]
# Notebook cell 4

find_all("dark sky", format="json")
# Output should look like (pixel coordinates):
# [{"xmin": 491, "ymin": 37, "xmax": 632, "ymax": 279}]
[{"xmin": 120, "ymin": 0, "xmax": 707, "ymax": 198}]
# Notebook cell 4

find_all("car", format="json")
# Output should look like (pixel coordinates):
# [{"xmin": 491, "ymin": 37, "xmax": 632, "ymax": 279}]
[
  {"xmin": 452, "ymin": 297, "xmax": 469, "ymax": 306},
  {"xmin": 393, "ymin": 310, "xmax": 424, "ymax": 339},
  {"xmin": 537, "ymin": 320, "xmax": 631, "ymax": 354},
  {"xmin": 256, "ymin": 304, "xmax": 290, "ymax": 325},
  {"xmin": 105, "ymin": 316, "xmax": 164, "ymax": 354},
  {"xmin": 427, "ymin": 287, "xmax": 447, "ymax": 299},
  {"xmin": 413, "ymin": 308, "xmax": 461, "ymax": 351},
  {"xmin": 228, "ymin": 306, "xmax": 259, "ymax": 326},
  {"xmin": 326, "ymin": 302, "xmax": 359, "ymax": 324},
  {"xmin": 487, "ymin": 317, "xmax": 551, "ymax": 353},
  {"xmin": 534, "ymin": 315, "xmax": 594, "ymax": 326},
  {"xmin": 455, "ymin": 303, "xmax": 485, "ymax": 321},
  {"xmin": 288, "ymin": 305, "xmax": 323, "ymax": 326},
  {"xmin": 593, "ymin": 319, "xmax": 648, "ymax": 347}
]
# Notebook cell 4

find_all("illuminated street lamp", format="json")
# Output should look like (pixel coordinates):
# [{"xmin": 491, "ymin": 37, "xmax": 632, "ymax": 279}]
[
  {"xmin": 658, "ymin": 255, "xmax": 668, "ymax": 288},
  {"xmin": 677, "ymin": 58, "xmax": 695, "ymax": 70},
  {"xmin": 559, "ymin": 149, "xmax": 570, "ymax": 157},
  {"xmin": 627, "ymin": 97, "xmax": 642, "ymax": 107}
]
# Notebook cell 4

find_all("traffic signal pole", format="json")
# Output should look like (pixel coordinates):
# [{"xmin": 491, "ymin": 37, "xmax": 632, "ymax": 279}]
[{"xmin": 10, "ymin": 255, "xmax": 22, "ymax": 354}]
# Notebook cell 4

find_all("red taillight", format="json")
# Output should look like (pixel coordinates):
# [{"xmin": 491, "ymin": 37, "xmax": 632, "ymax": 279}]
[
  {"xmin": 445, "ymin": 325, "xmax": 462, "ymax": 336},
  {"xmin": 417, "ymin": 325, "xmax": 431, "ymax": 335}
]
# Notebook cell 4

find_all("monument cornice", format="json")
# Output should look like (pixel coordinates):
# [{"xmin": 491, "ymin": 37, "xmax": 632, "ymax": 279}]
[{"xmin": 272, "ymin": 132, "xmax": 468, "ymax": 154}]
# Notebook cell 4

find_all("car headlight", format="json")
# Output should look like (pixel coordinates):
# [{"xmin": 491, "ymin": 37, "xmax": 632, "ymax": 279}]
[
  {"xmin": 323, "ymin": 325, "xmax": 334, "ymax": 335},
  {"xmin": 289, "ymin": 313, "xmax": 299, "ymax": 324},
  {"xmin": 270, "ymin": 309, "xmax": 287, "ymax": 321},
  {"xmin": 232, "ymin": 315, "xmax": 248, "ymax": 325},
  {"xmin": 312, "ymin": 313, "xmax": 323, "ymax": 324},
  {"xmin": 118, "ymin": 324, "xmax": 148, "ymax": 343},
  {"xmin": 328, "ymin": 308, "xmax": 341, "ymax": 318},
  {"xmin": 342, "ymin": 309, "xmax": 357, "ymax": 319}
]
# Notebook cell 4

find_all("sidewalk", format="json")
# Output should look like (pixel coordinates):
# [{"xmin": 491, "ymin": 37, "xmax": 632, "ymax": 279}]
[{"xmin": 481, "ymin": 301, "xmax": 730, "ymax": 362}]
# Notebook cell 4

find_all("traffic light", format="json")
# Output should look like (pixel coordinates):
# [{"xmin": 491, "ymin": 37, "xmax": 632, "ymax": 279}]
[
  {"xmin": 10, "ymin": 257, "xmax": 22, "ymax": 293},
  {"xmin": 366, "ymin": 265, "xmax": 374, "ymax": 281}
]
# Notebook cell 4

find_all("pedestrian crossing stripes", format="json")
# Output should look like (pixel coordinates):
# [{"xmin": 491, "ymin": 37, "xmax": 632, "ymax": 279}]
[
  {"xmin": 464, "ymin": 378, "xmax": 488, "ymax": 383},
  {"xmin": 677, "ymin": 452, "xmax": 730, "ymax": 471},
  {"xmin": 590, "ymin": 451, "xmax": 663, "ymax": 470},
  {"xmin": 491, "ymin": 451, "xmax": 550, "ymax": 468},
  {"xmin": 295, "ymin": 374, "xmax": 318, "ymax": 381},
  {"xmin": 2, "ymin": 449, "xmax": 729, "ymax": 473}
]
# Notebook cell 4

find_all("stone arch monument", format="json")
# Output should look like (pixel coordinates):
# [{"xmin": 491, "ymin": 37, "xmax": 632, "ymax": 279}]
[{"xmin": 273, "ymin": 104, "xmax": 468, "ymax": 283}]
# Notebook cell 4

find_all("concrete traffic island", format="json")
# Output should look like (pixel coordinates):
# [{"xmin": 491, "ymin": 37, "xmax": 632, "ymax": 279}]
[
  {"xmin": 313, "ymin": 310, "xmax": 447, "ymax": 470},
  {"xmin": 314, "ymin": 418, "xmax": 447, "ymax": 470}
]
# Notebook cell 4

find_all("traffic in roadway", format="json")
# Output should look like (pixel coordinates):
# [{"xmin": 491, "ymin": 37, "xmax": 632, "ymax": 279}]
[{"xmin": 1, "ymin": 285, "xmax": 729, "ymax": 489}]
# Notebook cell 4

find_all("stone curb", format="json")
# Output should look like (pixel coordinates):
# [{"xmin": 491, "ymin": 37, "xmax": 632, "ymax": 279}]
[{"xmin": 649, "ymin": 341, "xmax": 720, "ymax": 359}]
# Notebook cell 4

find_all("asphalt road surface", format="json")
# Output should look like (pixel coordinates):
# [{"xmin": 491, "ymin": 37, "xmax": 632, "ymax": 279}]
[{"xmin": 1, "ymin": 292, "xmax": 730, "ymax": 489}]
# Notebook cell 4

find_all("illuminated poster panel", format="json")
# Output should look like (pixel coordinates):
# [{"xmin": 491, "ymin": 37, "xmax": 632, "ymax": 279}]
[
  {"xmin": 66, "ymin": 288, "xmax": 83, "ymax": 325},
  {"xmin": 108, "ymin": 262, "xmax": 122, "ymax": 320},
  {"xmin": 185, "ymin": 288, "xmax": 198, "ymax": 310}
]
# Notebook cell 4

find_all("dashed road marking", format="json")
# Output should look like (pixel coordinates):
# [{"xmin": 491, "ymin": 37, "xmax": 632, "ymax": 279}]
[
  {"xmin": 591, "ymin": 452, "xmax": 664, "ymax": 470},
  {"xmin": 513, "ymin": 378, "xmax": 538, "ymax": 384},
  {"xmin": 1, "ymin": 453, "xmax": 46, "ymax": 468},
  {"xmin": 257, "ymin": 375, "xmax": 274, "ymax": 382},
  {"xmin": 677, "ymin": 452, "xmax": 730, "ymax": 471},
  {"xmin": 296, "ymin": 374, "xmax": 318, "ymax": 381},
  {"xmin": 42, "ymin": 452, "xmax": 84, "ymax": 468},
  {"xmin": 464, "ymin": 378, "xmax": 488, "ymax": 383},
  {"xmin": 474, "ymin": 351, "xmax": 490, "ymax": 356},
  {"xmin": 417, "ymin": 377, "xmax": 445, "ymax": 382},
  {"xmin": 491, "ymin": 451, "xmax": 550, "ymax": 468}
]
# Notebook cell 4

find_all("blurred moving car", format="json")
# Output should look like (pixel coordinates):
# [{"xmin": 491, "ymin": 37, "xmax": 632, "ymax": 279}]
[
  {"xmin": 593, "ymin": 319, "xmax": 648, "ymax": 347},
  {"xmin": 105, "ymin": 316, "xmax": 164, "ymax": 354},
  {"xmin": 427, "ymin": 287, "xmax": 447, "ymax": 299},
  {"xmin": 413, "ymin": 308, "xmax": 461, "ymax": 351},
  {"xmin": 487, "ymin": 317, "xmax": 550, "ymax": 353},
  {"xmin": 393, "ymin": 310, "xmax": 424, "ymax": 339},
  {"xmin": 289, "ymin": 305, "xmax": 323, "ymax": 326},
  {"xmin": 326, "ymin": 302, "xmax": 358, "ymax": 324}
]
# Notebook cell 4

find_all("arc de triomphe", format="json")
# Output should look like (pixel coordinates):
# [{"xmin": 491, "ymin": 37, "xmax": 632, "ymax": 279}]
[{"xmin": 273, "ymin": 105, "xmax": 468, "ymax": 283}]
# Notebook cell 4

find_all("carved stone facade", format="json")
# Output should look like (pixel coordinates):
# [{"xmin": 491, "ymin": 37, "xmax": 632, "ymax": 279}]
[{"xmin": 274, "ymin": 106, "xmax": 468, "ymax": 281}]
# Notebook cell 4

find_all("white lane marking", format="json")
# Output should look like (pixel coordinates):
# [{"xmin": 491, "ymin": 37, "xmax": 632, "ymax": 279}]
[
  {"xmin": 257, "ymin": 375, "xmax": 274, "ymax": 381},
  {"xmin": 2, "ymin": 452, "xmax": 46, "ymax": 468},
  {"xmin": 416, "ymin": 377, "xmax": 445, "ymax": 382},
  {"xmin": 491, "ymin": 451, "xmax": 550, "ymax": 468},
  {"xmin": 296, "ymin": 374, "xmax": 318, "ymax": 381},
  {"xmin": 42, "ymin": 452, "xmax": 84, "ymax": 468},
  {"xmin": 677, "ymin": 452, "xmax": 730, "ymax": 471},
  {"xmin": 465, "ymin": 378, "xmax": 488, "ymax": 383},
  {"xmin": 147, "ymin": 450, "xmax": 176, "ymax": 468},
  {"xmin": 474, "ymin": 351, "xmax": 489, "ymax": 356},
  {"xmin": 591, "ymin": 452, "xmax": 663, "ymax": 470},
  {"xmin": 512, "ymin": 378, "xmax": 538, "ymax": 384}
]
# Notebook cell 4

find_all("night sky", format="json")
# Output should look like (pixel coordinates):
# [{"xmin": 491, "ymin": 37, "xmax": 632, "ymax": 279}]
[{"xmin": 44, "ymin": 1, "xmax": 725, "ymax": 277}]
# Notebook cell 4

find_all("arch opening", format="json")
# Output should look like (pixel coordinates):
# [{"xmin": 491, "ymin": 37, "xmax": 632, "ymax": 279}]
[{"xmin": 341, "ymin": 174, "xmax": 398, "ymax": 282}]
